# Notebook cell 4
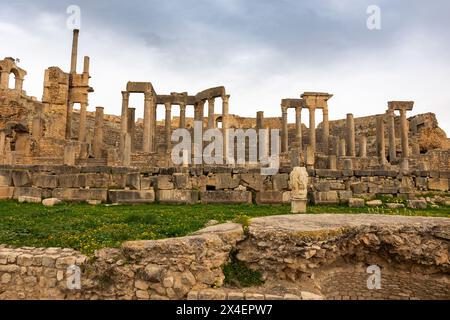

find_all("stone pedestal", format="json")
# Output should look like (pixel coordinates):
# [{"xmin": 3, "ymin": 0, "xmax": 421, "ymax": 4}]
[{"xmin": 291, "ymin": 199, "xmax": 307, "ymax": 214}]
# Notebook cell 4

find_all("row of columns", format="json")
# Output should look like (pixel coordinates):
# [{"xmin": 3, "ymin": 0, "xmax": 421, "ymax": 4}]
[
  {"xmin": 281, "ymin": 106, "xmax": 330, "ymax": 154},
  {"xmin": 120, "ymin": 92, "xmax": 230, "ymax": 157}
]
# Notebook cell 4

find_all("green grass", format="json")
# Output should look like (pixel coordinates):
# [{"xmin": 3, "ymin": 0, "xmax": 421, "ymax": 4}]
[
  {"xmin": 223, "ymin": 250, "xmax": 264, "ymax": 288},
  {"xmin": 0, "ymin": 200, "xmax": 448, "ymax": 254}
]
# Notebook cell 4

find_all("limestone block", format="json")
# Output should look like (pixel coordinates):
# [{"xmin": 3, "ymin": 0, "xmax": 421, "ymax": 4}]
[
  {"xmin": 200, "ymin": 191, "xmax": 252, "ymax": 204},
  {"xmin": 256, "ymin": 191, "xmax": 285, "ymax": 204},
  {"xmin": 312, "ymin": 191, "xmax": 339, "ymax": 205},
  {"xmin": 42, "ymin": 198, "xmax": 62, "ymax": 207},
  {"xmin": 18, "ymin": 196, "xmax": 42, "ymax": 204},
  {"xmin": 351, "ymin": 183, "xmax": 368, "ymax": 194},
  {"xmin": 156, "ymin": 175, "xmax": 174, "ymax": 190},
  {"xmin": 126, "ymin": 173, "xmax": 141, "ymax": 190},
  {"xmin": 52, "ymin": 188, "xmax": 107, "ymax": 203},
  {"xmin": 272, "ymin": 174, "xmax": 289, "ymax": 191},
  {"xmin": 215, "ymin": 173, "xmax": 240, "ymax": 190},
  {"xmin": 315, "ymin": 182, "xmax": 331, "ymax": 192},
  {"xmin": 338, "ymin": 190, "xmax": 353, "ymax": 204},
  {"xmin": 85, "ymin": 173, "xmax": 111, "ymax": 188},
  {"xmin": 386, "ymin": 203, "xmax": 405, "ymax": 209},
  {"xmin": 32, "ymin": 174, "xmax": 58, "ymax": 189},
  {"xmin": 59, "ymin": 174, "xmax": 86, "ymax": 188},
  {"xmin": 240, "ymin": 173, "xmax": 264, "ymax": 191},
  {"xmin": 291, "ymin": 199, "xmax": 307, "ymax": 213},
  {"xmin": 108, "ymin": 190, "xmax": 155, "ymax": 204},
  {"xmin": 366, "ymin": 200, "xmax": 383, "ymax": 207},
  {"xmin": 140, "ymin": 177, "xmax": 153, "ymax": 190},
  {"xmin": 173, "ymin": 173, "xmax": 192, "ymax": 190},
  {"xmin": 157, "ymin": 190, "xmax": 198, "ymax": 204},
  {"xmin": 0, "ymin": 170, "xmax": 12, "ymax": 186},
  {"xmin": 407, "ymin": 200, "xmax": 427, "ymax": 209},
  {"xmin": 348, "ymin": 198, "xmax": 365, "ymax": 208},
  {"xmin": 13, "ymin": 187, "xmax": 42, "ymax": 200},
  {"xmin": 0, "ymin": 187, "xmax": 14, "ymax": 200},
  {"xmin": 110, "ymin": 174, "xmax": 127, "ymax": 189},
  {"xmin": 301, "ymin": 292, "xmax": 324, "ymax": 300},
  {"xmin": 415, "ymin": 177, "xmax": 428, "ymax": 189},
  {"xmin": 11, "ymin": 170, "xmax": 32, "ymax": 187},
  {"xmin": 428, "ymin": 178, "xmax": 449, "ymax": 192}
]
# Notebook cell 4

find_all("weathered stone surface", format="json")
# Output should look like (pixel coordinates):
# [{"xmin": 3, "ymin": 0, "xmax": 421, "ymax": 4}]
[
  {"xmin": 13, "ymin": 187, "xmax": 42, "ymax": 200},
  {"xmin": 366, "ymin": 200, "xmax": 383, "ymax": 207},
  {"xmin": 11, "ymin": 171, "xmax": 32, "ymax": 187},
  {"xmin": 52, "ymin": 188, "xmax": 107, "ymax": 202},
  {"xmin": 108, "ymin": 190, "xmax": 155, "ymax": 204},
  {"xmin": 0, "ymin": 187, "xmax": 14, "ymax": 200},
  {"xmin": 200, "ymin": 191, "xmax": 252, "ymax": 204},
  {"xmin": 256, "ymin": 191, "xmax": 287, "ymax": 204},
  {"xmin": 407, "ymin": 200, "xmax": 428, "ymax": 209},
  {"xmin": 32, "ymin": 174, "xmax": 58, "ymax": 189},
  {"xmin": 272, "ymin": 174, "xmax": 289, "ymax": 191},
  {"xmin": 42, "ymin": 198, "xmax": 62, "ymax": 207},
  {"xmin": 348, "ymin": 198, "xmax": 365, "ymax": 208},
  {"xmin": 18, "ymin": 196, "xmax": 41, "ymax": 204},
  {"xmin": 156, "ymin": 190, "xmax": 198, "ymax": 204},
  {"xmin": 0, "ymin": 170, "xmax": 12, "ymax": 186},
  {"xmin": 386, "ymin": 203, "xmax": 405, "ymax": 209},
  {"xmin": 156, "ymin": 175, "xmax": 174, "ymax": 190},
  {"xmin": 428, "ymin": 178, "xmax": 449, "ymax": 191},
  {"xmin": 312, "ymin": 191, "xmax": 339, "ymax": 205}
]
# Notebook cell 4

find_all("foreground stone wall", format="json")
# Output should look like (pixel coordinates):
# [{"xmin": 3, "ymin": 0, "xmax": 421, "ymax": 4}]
[
  {"xmin": 0, "ymin": 164, "xmax": 449, "ymax": 205},
  {"xmin": 0, "ymin": 215, "xmax": 448, "ymax": 300}
]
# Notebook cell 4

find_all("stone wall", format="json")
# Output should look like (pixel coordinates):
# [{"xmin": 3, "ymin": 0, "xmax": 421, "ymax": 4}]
[
  {"xmin": 0, "ymin": 215, "xmax": 448, "ymax": 300},
  {"xmin": 0, "ymin": 164, "xmax": 449, "ymax": 205}
]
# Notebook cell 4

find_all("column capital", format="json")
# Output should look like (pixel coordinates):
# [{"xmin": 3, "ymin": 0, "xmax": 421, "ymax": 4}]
[
  {"xmin": 281, "ymin": 105, "xmax": 288, "ymax": 114},
  {"xmin": 179, "ymin": 103, "xmax": 186, "ymax": 110},
  {"xmin": 144, "ymin": 91, "xmax": 153, "ymax": 102},
  {"xmin": 208, "ymin": 97, "xmax": 215, "ymax": 104},
  {"xmin": 222, "ymin": 95, "xmax": 230, "ymax": 103},
  {"xmin": 95, "ymin": 106, "xmax": 104, "ymax": 110},
  {"xmin": 165, "ymin": 102, "xmax": 172, "ymax": 111},
  {"xmin": 122, "ymin": 91, "xmax": 130, "ymax": 100}
]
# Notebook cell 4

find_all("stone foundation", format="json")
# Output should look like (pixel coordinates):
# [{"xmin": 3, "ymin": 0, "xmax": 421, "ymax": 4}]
[{"xmin": 0, "ymin": 215, "xmax": 448, "ymax": 300}]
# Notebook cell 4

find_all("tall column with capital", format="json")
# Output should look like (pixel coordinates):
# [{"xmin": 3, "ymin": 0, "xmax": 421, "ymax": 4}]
[
  {"xmin": 281, "ymin": 105, "xmax": 288, "ymax": 153},
  {"xmin": 78, "ymin": 102, "xmax": 88, "ymax": 142},
  {"xmin": 376, "ymin": 115, "xmax": 387, "ymax": 164},
  {"xmin": 309, "ymin": 107, "xmax": 316, "ymax": 153},
  {"xmin": 121, "ymin": 91, "xmax": 129, "ymax": 143},
  {"xmin": 127, "ymin": 107, "xmax": 136, "ymax": 152},
  {"xmin": 400, "ymin": 109, "xmax": 409, "ymax": 159},
  {"xmin": 346, "ymin": 113, "xmax": 355, "ymax": 157},
  {"xmin": 322, "ymin": 107, "xmax": 330, "ymax": 154},
  {"xmin": 295, "ymin": 106, "xmax": 303, "ymax": 150},
  {"xmin": 165, "ymin": 102, "xmax": 172, "ymax": 151},
  {"xmin": 387, "ymin": 110, "xmax": 396, "ymax": 162},
  {"xmin": 143, "ymin": 91, "xmax": 153, "ymax": 153},
  {"xmin": 222, "ymin": 95, "xmax": 230, "ymax": 162},
  {"xmin": 93, "ymin": 106, "xmax": 104, "ymax": 158},
  {"xmin": 179, "ymin": 103, "xmax": 186, "ymax": 128},
  {"xmin": 208, "ymin": 98, "xmax": 215, "ymax": 129}
]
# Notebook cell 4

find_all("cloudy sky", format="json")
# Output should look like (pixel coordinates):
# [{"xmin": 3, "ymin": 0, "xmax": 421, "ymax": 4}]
[{"xmin": 1, "ymin": 0, "xmax": 449, "ymax": 134}]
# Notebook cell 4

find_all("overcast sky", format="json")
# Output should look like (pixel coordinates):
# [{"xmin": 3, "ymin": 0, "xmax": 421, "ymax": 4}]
[{"xmin": 1, "ymin": 0, "xmax": 449, "ymax": 134}]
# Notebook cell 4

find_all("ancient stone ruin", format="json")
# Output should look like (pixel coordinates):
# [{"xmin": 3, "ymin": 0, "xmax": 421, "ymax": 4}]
[{"xmin": 1, "ymin": 29, "xmax": 449, "ymax": 206}]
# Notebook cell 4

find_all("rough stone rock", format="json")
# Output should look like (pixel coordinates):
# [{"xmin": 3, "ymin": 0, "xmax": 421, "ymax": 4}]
[
  {"xmin": 42, "ymin": 198, "xmax": 62, "ymax": 207},
  {"xmin": 156, "ymin": 176, "xmax": 174, "ymax": 190},
  {"xmin": 301, "ymin": 292, "xmax": 324, "ymax": 300},
  {"xmin": 312, "ymin": 191, "xmax": 339, "ymax": 205},
  {"xmin": 366, "ymin": 200, "xmax": 383, "ymax": 207},
  {"xmin": 386, "ymin": 203, "xmax": 405, "ymax": 209},
  {"xmin": 18, "ymin": 196, "xmax": 41, "ymax": 204},
  {"xmin": 200, "ymin": 191, "xmax": 252, "ymax": 204},
  {"xmin": 108, "ymin": 190, "xmax": 155, "ymax": 204},
  {"xmin": 407, "ymin": 200, "xmax": 428, "ymax": 209},
  {"xmin": 348, "ymin": 198, "xmax": 365, "ymax": 208}
]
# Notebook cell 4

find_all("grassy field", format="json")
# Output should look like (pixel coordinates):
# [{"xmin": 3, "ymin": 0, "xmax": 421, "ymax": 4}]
[{"xmin": 0, "ymin": 200, "xmax": 449, "ymax": 254}]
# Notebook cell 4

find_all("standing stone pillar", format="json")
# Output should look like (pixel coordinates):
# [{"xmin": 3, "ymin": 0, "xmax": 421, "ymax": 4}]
[
  {"xmin": 281, "ymin": 105, "xmax": 288, "ymax": 153},
  {"xmin": 359, "ymin": 136, "xmax": 367, "ymax": 158},
  {"xmin": 65, "ymin": 102, "xmax": 74, "ymax": 140},
  {"xmin": 338, "ymin": 139, "xmax": 346, "ymax": 157},
  {"xmin": 143, "ymin": 92, "xmax": 153, "ymax": 153},
  {"xmin": 78, "ymin": 102, "xmax": 88, "ymax": 142},
  {"xmin": 64, "ymin": 144, "xmax": 76, "ymax": 166},
  {"xmin": 121, "ymin": 91, "xmax": 130, "ymax": 148},
  {"xmin": 257, "ymin": 111, "xmax": 268, "ymax": 161},
  {"xmin": 295, "ymin": 106, "xmax": 303, "ymax": 150},
  {"xmin": 122, "ymin": 133, "xmax": 132, "ymax": 167},
  {"xmin": 346, "ymin": 113, "xmax": 356, "ymax": 157},
  {"xmin": 195, "ymin": 101, "xmax": 205, "ymax": 126},
  {"xmin": 164, "ymin": 102, "xmax": 172, "ymax": 151},
  {"xmin": 387, "ymin": 110, "xmax": 396, "ymax": 162},
  {"xmin": 179, "ymin": 103, "xmax": 186, "ymax": 128},
  {"xmin": 207, "ymin": 98, "xmax": 215, "ymax": 129},
  {"xmin": 309, "ymin": 107, "xmax": 316, "ymax": 154},
  {"xmin": 127, "ymin": 108, "xmax": 136, "ymax": 152},
  {"xmin": 376, "ymin": 116, "xmax": 387, "ymax": 164},
  {"xmin": 400, "ymin": 109, "xmax": 409, "ymax": 159},
  {"xmin": 329, "ymin": 155, "xmax": 337, "ymax": 170},
  {"xmin": 222, "ymin": 95, "xmax": 230, "ymax": 162},
  {"xmin": 14, "ymin": 78, "xmax": 24, "ymax": 92},
  {"xmin": 322, "ymin": 107, "xmax": 329, "ymax": 154},
  {"xmin": 93, "ymin": 107, "xmax": 104, "ymax": 158}
]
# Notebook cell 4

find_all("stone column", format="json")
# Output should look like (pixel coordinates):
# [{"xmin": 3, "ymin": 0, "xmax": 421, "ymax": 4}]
[
  {"xmin": 346, "ymin": 113, "xmax": 356, "ymax": 157},
  {"xmin": 93, "ymin": 107, "xmax": 104, "ymax": 158},
  {"xmin": 222, "ymin": 95, "xmax": 230, "ymax": 161},
  {"xmin": 322, "ymin": 107, "xmax": 329, "ymax": 154},
  {"xmin": 295, "ymin": 106, "xmax": 303, "ymax": 150},
  {"xmin": 281, "ymin": 105, "xmax": 288, "ymax": 153},
  {"xmin": 257, "ymin": 111, "xmax": 268, "ymax": 161},
  {"xmin": 65, "ymin": 102, "xmax": 74, "ymax": 140},
  {"xmin": 376, "ymin": 116, "xmax": 387, "ymax": 164},
  {"xmin": 70, "ymin": 29, "xmax": 79, "ymax": 74},
  {"xmin": 14, "ymin": 77, "xmax": 24, "ymax": 92},
  {"xmin": 122, "ymin": 133, "xmax": 131, "ymax": 167},
  {"xmin": 78, "ymin": 102, "xmax": 87, "ymax": 142},
  {"xmin": 121, "ymin": 91, "xmax": 130, "ymax": 146},
  {"xmin": 309, "ymin": 107, "xmax": 316, "ymax": 154},
  {"xmin": 359, "ymin": 136, "xmax": 367, "ymax": 158},
  {"xmin": 207, "ymin": 98, "xmax": 215, "ymax": 129},
  {"xmin": 329, "ymin": 155, "xmax": 337, "ymax": 170},
  {"xmin": 195, "ymin": 101, "xmax": 205, "ymax": 125},
  {"xmin": 143, "ymin": 92, "xmax": 152, "ymax": 153},
  {"xmin": 400, "ymin": 109, "xmax": 409, "ymax": 159},
  {"xmin": 179, "ymin": 103, "xmax": 186, "ymax": 128},
  {"xmin": 165, "ymin": 102, "xmax": 172, "ymax": 151},
  {"xmin": 127, "ymin": 108, "xmax": 136, "ymax": 152},
  {"xmin": 338, "ymin": 139, "xmax": 346, "ymax": 157},
  {"xmin": 387, "ymin": 110, "xmax": 396, "ymax": 162},
  {"xmin": 64, "ymin": 144, "xmax": 76, "ymax": 166}
]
